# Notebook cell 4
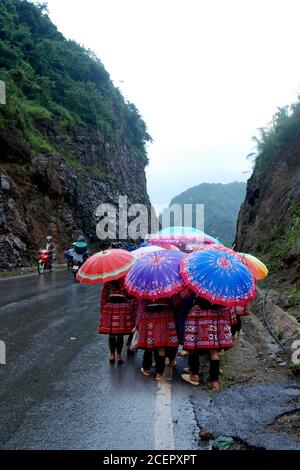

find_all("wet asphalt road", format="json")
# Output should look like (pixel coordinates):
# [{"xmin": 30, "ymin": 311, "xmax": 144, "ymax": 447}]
[
  {"xmin": 1, "ymin": 270, "xmax": 300, "ymax": 450},
  {"xmin": 0, "ymin": 270, "xmax": 198, "ymax": 450}
]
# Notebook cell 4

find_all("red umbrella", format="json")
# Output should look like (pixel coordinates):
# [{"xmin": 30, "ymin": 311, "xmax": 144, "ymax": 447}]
[{"xmin": 76, "ymin": 249, "xmax": 135, "ymax": 285}]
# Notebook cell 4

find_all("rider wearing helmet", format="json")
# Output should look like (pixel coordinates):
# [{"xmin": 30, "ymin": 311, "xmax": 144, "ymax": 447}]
[
  {"xmin": 45, "ymin": 236, "xmax": 55, "ymax": 267},
  {"xmin": 73, "ymin": 235, "xmax": 88, "ymax": 263}
]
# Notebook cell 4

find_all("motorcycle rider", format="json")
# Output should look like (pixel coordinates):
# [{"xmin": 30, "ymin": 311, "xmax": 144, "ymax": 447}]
[
  {"xmin": 44, "ymin": 235, "xmax": 55, "ymax": 268},
  {"xmin": 72, "ymin": 236, "xmax": 89, "ymax": 264}
]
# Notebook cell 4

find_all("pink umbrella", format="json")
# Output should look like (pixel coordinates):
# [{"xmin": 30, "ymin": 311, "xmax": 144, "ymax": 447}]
[
  {"xmin": 147, "ymin": 226, "xmax": 219, "ymax": 247},
  {"xmin": 132, "ymin": 245, "xmax": 165, "ymax": 260}
]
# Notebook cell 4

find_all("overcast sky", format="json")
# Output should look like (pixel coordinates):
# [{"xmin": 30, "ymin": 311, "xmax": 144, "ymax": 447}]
[{"xmin": 45, "ymin": 0, "xmax": 300, "ymax": 204}]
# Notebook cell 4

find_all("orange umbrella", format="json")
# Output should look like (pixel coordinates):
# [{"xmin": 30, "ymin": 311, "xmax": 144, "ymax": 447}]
[{"xmin": 239, "ymin": 253, "xmax": 268, "ymax": 280}]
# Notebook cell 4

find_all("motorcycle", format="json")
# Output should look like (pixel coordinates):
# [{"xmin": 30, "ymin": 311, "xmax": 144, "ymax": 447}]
[
  {"xmin": 71, "ymin": 259, "xmax": 82, "ymax": 279},
  {"xmin": 71, "ymin": 253, "xmax": 89, "ymax": 280},
  {"xmin": 38, "ymin": 249, "xmax": 54, "ymax": 274}
]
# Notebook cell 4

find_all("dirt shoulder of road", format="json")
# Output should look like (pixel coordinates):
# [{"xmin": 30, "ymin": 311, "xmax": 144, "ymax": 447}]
[
  {"xmin": 219, "ymin": 288, "xmax": 300, "ymax": 443},
  {"xmin": 224, "ymin": 286, "xmax": 300, "ymax": 385}
]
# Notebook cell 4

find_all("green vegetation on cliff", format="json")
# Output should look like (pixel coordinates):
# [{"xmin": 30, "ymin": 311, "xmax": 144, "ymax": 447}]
[
  {"xmin": 250, "ymin": 104, "xmax": 300, "ymax": 177},
  {"xmin": 169, "ymin": 182, "xmax": 246, "ymax": 246},
  {"xmin": 0, "ymin": 0, "xmax": 151, "ymax": 164},
  {"xmin": 236, "ymin": 97, "xmax": 300, "ymax": 285},
  {"xmin": 250, "ymin": 103, "xmax": 300, "ymax": 271}
]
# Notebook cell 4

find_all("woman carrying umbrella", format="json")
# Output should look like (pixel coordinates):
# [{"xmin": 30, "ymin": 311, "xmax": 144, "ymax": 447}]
[
  {"xmin": 181, "ymin": 297, "xmax": 234, "ymax": 390},
  {"xmin": 125, "ymin": 250, "xmax": 185, "ymax": 379},
  {"xmin": 100, "ymin": 278, "xmax": 136, "ymax": 364},
  {"xmin": 135, "ymin": 297, "xmax": 179, "ymax": 380},
  {"xmin": 180, "ymin": 249, "xmax": 256, "ymax": 390},
  {"xmin": 230, "ymin": 305, "xmax": 250, "ymax": 339},
  {"xmin": 191, "ymin": 247, "xmax": 267, "ymax": 341},
  {"xmin": 76, "ymin": 249, "xmax": 136, "ymax": 364}
]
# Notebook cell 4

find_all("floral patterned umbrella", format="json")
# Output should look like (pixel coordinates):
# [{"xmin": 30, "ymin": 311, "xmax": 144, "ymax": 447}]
[
  {"xmin": 132, "ymin": 245, "xmax": 165, "ymax": 260},
  {"xmin": 125, "ymin": 250, "xmax": 185, "ymax": 300},
  {"xmin": 180, "ymin": 249, "xmax": 256, "ymax": 307},
  {"xmin": 192, "ymin": 245, "xmax": 268, "ymax": 281}
]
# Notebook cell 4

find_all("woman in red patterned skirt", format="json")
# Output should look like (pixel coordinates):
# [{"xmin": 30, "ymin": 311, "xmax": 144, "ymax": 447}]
[
  {"xmin": 135, "ymin": 298, "xmax": 179, "ymax": 380},
  {"xmin": 181, "ymin": 297, "xmax": 233, "ymax": 390},
  {"xmin": 230, "ymin": 305, "xmax": 250, "ymax": 339},
  {"xmin": 99, "ymin": 278, "xmax": 134, "ymax": 365}
]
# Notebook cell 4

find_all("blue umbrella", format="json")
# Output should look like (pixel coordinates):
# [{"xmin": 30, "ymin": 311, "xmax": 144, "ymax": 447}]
[
  {"xmin": 180, "ymin": 249, "xmax": 256, "ymax": 307},
  {"xmin": 64, "ymin": 248, "xmax": 75, "ymax": 261}
]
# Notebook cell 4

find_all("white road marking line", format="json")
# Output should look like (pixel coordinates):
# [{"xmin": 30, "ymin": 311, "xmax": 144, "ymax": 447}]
[{"xmin": 154, "ymin": 367, "xmax": 175, "ymax": 450}]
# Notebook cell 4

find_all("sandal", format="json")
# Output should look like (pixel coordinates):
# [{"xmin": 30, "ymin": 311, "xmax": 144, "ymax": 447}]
[
  {"xmin": 209, "ymin": 380, "xmax": 220, "ymax": 391},
  {"xmin": 109, "ymin": 354, "xmax": 115, "ymax": 364},
  {"xmin": 116, "ymin": 355, "xmax": 124, "ymax": 365},
  {"xmin": 140, "ymin": 368, "xmax": 151, "ymax": 376},
  {"xmin": 181, "ymin": 373, "xmax": 199, "ymax": 386},
  {"xmin": 155, "ymin": 374, "xmax": 163, "ymax": 381}
]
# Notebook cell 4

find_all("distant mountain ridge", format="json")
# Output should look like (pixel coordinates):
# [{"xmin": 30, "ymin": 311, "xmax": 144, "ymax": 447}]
[{"xmin": 169, "ymin": 182, "xmax": 246, "ymax": 246}]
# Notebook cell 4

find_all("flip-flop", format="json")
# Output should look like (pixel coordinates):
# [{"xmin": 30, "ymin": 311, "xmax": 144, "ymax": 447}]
[{"xmin": 181, "ymin": 373, "xmax": 199, "ymax": 386}]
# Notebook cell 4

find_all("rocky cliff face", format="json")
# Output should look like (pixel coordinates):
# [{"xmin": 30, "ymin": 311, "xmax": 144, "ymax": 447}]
[
  {"xmin": 0, "ymin": 0, "xmax": 152, "ymax": 271},
  {"xmin": 0, "ymin": 124, "xmax": 151, "ymax": 270},
  {"xmin": 235, "ymin": 132, "xmax": 300, "ymax": 286}
]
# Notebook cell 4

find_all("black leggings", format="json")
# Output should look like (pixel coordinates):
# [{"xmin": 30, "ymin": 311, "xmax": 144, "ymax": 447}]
[
  {"xmin": 109, "ymin": 335, "xmax": 124, "ymax": 355},
  {"xmin": 231, "ymin": 316, "xmax": 242, "ymax": 336},
  {"xmin": 142, "ymin": 349, "xmax": 166, "ymax": 375},
  {"xmin": 166, "ymin": 347, "xmax": 178, "ymax": 362},
  {"xmin": 188, "ymin": 351, "xmax": 220, "ymax": 381}
]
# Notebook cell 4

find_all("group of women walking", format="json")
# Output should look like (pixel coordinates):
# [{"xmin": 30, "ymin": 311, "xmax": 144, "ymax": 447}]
[
  {"xmin": 98, "ymin": 278, "xmax": 250, "ymax": 391},
  {"xmin": 76, "ymin": 229, "xmax": 266, "ymax": 390}
]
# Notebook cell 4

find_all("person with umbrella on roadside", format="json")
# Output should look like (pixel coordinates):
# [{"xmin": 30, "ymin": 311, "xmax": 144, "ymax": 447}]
[
  {"xmin": 100, "ymin": 277, "xmax": 134, "ymax": 364},
  {"xmin": 181, "ymin": 296, "xmax": 233, "ymax": 390},
  {"xmin": 134, "ymin": 296, "xmax": 179, "ymax": 380},
  {"xmin": 125, "ymin": 250, "xmax": 185, "ymax": 380},
  {"xmin": 179, "ymin": 248, "xmax": 256, "ymax": 390},
  {"xmin": 76, "ymin": 248, "xmax": 136, "ymax": 364}
]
